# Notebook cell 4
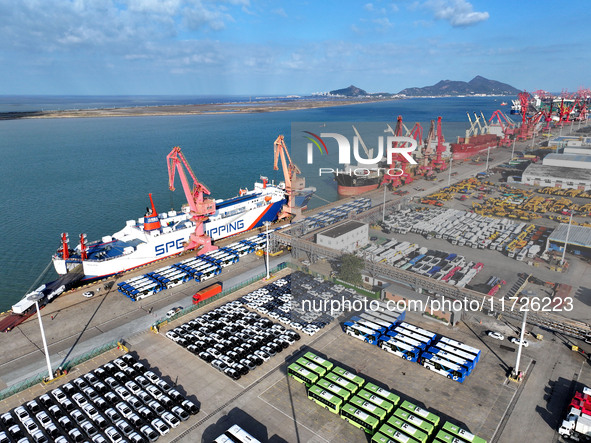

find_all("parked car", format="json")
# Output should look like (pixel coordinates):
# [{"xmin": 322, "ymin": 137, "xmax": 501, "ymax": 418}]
[
  {"xmin": 510, "ymin": 337, "xmax": 529, "ymax": 347},
  {"xmin": 487, "ymin": 331, "xmax": 504, "ymax": 340},
  {"xmin": 166, "ymin": 306, "xmax": 183, "ymax": 318},
  {"xmin": 151, "ymin": 418, "xmax": 170, "ymax": 436},
  {"xmin": 139, "ymin": 424, "xmax": 160, "ymax": 442},
  {"xmin": 181, "ymin": 399, "xmax": 200, "ymax": 415}
]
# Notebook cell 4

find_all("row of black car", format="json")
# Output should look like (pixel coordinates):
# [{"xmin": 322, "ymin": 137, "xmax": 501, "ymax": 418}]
[
  {"xmin": 0, "ymin": 353, "xmax": 198, "ymax": 443},
  {"xmin": 166, "ymin": 299, "xmax": 301, "ymax": 380}
]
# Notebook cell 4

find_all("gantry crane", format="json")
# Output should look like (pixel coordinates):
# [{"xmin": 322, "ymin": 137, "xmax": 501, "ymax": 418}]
[
  {"xmin": 273, "ymin": 135, "xmax": 302, "ymax": 219},
  {"xmin": 432, "ymin": 116, "xmax": 447, "ymax": 171},
  {"xmin": 383, "ymin": 116, "xmax": 421, "ymax": 187},
  {"xmin": 488, "ymin": 110, "xmax": 516, "ymax": 147},
  {"xmin": 166, "ymin": 146, "xmax": 217, "ymax": 254},
  {"xmin": 417, "ymin": 120, "xmax": 435, "ymax": 177}
]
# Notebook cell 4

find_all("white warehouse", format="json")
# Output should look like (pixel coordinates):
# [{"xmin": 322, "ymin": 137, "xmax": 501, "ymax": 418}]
[
  {"xmin": 316, "ymin": 220, "xmax": 369, "ymax": 252},
  {"xmin": 522, "ymin": 153, "xmax": 591, "ymax": 191}
]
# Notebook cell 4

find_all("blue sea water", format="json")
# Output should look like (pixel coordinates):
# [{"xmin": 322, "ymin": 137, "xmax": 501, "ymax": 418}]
[{"xmin": 0, "ymin": 95, "xmax": 509, "ymax": 310}]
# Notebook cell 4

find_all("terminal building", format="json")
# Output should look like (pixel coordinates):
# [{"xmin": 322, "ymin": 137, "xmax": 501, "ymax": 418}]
[
  {"xmin": 315, "ymin": 220, "xmax": 368, "ymax": 253},
  {"xmin": 522, "ymin": 153, "xmax": 591, "ymax": 190}
]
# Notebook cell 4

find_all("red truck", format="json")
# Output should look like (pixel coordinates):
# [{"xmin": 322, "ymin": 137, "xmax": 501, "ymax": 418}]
[{"xmin": 192, "ymin": 282, "xmax": 223, "ymax": 304}]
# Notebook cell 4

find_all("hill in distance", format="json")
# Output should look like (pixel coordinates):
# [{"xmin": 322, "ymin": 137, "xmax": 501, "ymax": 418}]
[
  {"xmin": 398, "ymin": 76, "xmax": 521, "ymax": 96},
  {"xmin": 327, "ymin": 76, "xmax": 520, "ymax": 97},
  {"xmin": 329, "ymin": 85, "xmax": 368, "ymax": 96}
]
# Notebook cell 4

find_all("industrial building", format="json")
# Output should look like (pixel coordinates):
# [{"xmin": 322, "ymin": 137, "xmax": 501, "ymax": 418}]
[
  {"xmin": 522, "ymin": 152, "xmax": 591, "ymax": 190},
  {"xmin": 521, "ymin": 164, "xmax": 591, "ymax": 190},
  {"xmin": 564, "ymin": 146, "xmax": 591, "ymax": 155},
  {"xmin": 546, "ymin": 223, "xmax": 591, "ymax": 258},
  {"xmin": 565, "ymin": 137, "xmax": 591, "ymax": 147},
  {"xmin": 543, "ymin": 153, "xmax": 591, "ymax": 169},
  {"xmin": 315, "ymin": 220, "xmax": 368, "ymax": 252}
]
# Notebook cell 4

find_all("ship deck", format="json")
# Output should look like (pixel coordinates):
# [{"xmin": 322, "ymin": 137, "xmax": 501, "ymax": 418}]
[{"xmin": 80, "ymin": 238, "xmax": 145, "ymax": 261}]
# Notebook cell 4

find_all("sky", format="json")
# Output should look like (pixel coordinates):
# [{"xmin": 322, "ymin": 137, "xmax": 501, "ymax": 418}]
[{"xmin": 0, "ymin": 0, "xmax": 589, "ymax": 96}]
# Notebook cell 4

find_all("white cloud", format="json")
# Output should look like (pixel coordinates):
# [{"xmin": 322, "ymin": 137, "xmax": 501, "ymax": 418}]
[
  {"xmin": 272, "ymin": 8, "xmax": 287, "ymax": 17},
  {"xmin": 0, "ymin": 0, "xmax": 242, "ymax": 55},
  {"xmin": 423, "ymin": 0, "xmax": 489, "ymax": 27},
  {"xmin": 373, "ymin": 17, "xmax": 393, "ymax": 29}
]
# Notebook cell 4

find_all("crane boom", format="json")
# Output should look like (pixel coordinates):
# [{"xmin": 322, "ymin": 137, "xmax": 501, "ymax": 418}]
[
  {"xmin": 166, "ymin": 146, "xmax": 217, "ymax": 254},
  {"xmin": 273, "ymin": 135, "xmax": 301, "ymax": 219}
]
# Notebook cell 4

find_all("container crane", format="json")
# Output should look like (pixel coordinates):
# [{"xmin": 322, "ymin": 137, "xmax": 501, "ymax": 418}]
[
  {"xmin": 488, "ymin": 110, "xmax": 515, "ymax": 147},
  {"xmin": 166, "ymin": 146, "xmax": 217, "ymax": 254},
  {"xmin": 417, "ymin": 120, "xmax": 436, "ymax": 178},
  {"xmin": 273, "ymin": 135, "xmax": 302, "ymax": 219},
  {"xmin": 516, "ymin": 91, "xmax": 536, "ymax": 141},
  {"xmin": 383, "ymin": 116, "xmax": 420, "ymax": 187},
  {"xmin": 432, "ymin": 116, "xmax": 447, "ymax": 172}
]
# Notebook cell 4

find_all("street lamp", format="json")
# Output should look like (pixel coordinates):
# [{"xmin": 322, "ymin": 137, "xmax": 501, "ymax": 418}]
[
  {"xmin": 264, "ymin": 221, "xmax": 271, "ymax": 279},
  {"xmin": 447, "ymin": 157, "xmax": 453, "ymax": 187},
  {"xmin": 561, "ymin": 212, "xmax": 573, "ymax": 266},
  {"xmin": 382, "ymin": 183, "xmax": 387, "ymax": 223},
  {"xmin": 513, "ymin": 290, "xmax": 533, "ymax": 380},
  {"xmin": 28, "ymin": 293, "xmax": 53, "ymax": 381},
  {"xmin": 511, "ymin": 137, "xmax": 516, "ymax": 160},
  {"xmin": 485, "ymin": 146, "xmax": 491, "ymax": 172}
]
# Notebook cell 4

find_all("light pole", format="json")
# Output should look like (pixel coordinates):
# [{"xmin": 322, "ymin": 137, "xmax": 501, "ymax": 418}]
[
  {"xmin": 28, "ymin": 293, "xmax": 53, "ymax": 381},
  {"xmin": 264, "ymin": 221, "xmax": 271, "ymax": 279},
  {"xmin": 561, "ymin": 212, "xmax": 573, "ymax": 266},
  {"xmin": 530, "ymin": 132, "xmax": 536, "ymax": 150},
  {"xmin": 485, "ymin": 146, "xmax": 491, "ymax": 172},
  {"xmin": 447, "ymin": 157, "xmax": 453, "ymax": 187},
  {"xmin": 382, "ymin": 183, "xmax": 387, "ymax": 223},
  {"xmin": 513, "ymin": 290, "xmax": 531, "ymax": 379},
  {"xmin": 511, "ymin": 138, "xmax": 516, "ymax": 160}
]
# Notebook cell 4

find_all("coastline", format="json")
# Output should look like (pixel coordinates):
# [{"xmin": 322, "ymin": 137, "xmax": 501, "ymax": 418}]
[{"xmin": 0, "ymin": 97, "xmax": 399, "ymax": 120}]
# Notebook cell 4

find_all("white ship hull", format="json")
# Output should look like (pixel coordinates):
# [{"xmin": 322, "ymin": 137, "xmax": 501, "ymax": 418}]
[{"xmin": 53, "ymin": 182, "xmax": 286, "ymax": 279}]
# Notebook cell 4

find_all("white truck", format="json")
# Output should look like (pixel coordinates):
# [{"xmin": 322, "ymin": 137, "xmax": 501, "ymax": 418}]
[{"xmin": 559, "ymin": 406, "xmax": 591, "ymax": 441}]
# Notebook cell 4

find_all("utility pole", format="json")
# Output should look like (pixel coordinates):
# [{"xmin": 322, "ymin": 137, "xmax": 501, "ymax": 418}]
[
  {"xmin": 447, "ymin": 157, "xmax": 453, "ymax": 186},
  {"xmin": 29, "ymin": 293, "xmax": 53, "ymax": 381},
  {"xmin": 561, "ymin": 212, "xmax": 573, "ymax": 266},
  {"xmin": 382, "ymin": 183, "xmax": 387, "ymax": 223},
  {"xmin": 264, "ymin": 221, "xmax": 271, "ymax": 279},
  {"xmin": 512, "ymin": 291, "xmax": 531, "ymax": 379}
]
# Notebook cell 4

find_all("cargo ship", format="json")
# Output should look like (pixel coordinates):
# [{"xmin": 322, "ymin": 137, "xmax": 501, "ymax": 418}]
[
  {"xmin": 52, "ymin": 178, "xmax": 286, "ymax": 280},
  {"xmin": 450, "ymin": 133, "xmax": 499, "ymax": 160},
  {"xmin": 510, "ymin": 99, "xmax": 521, "ymax": 115},
  {"xmin": 334, "ymin": 160, "xmax": 388, "ymax": 196}
]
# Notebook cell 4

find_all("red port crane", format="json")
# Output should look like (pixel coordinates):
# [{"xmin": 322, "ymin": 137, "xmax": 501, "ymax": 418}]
[
  {"xmin": 383, "ymin": 116, "xmax": 422, "ymax": 187},
  {"xmin": 432, "ymin": 116, "xmax": 447, "ymax": 171},
  {"xmin": 166, "ymin": 146, "xmax": 217, "ymax": 254},
  {"xmin": 417, "ymin": 119, "xmax": 436, "ymax": 177},
  {"xmin": 518, "ymin": 91, "xmax": 530, "ymax": 125},
  {"xmin": 488, "ymin": 110, "xmax": 515, "ymax": 147},
  {"xmin": 273, "ymin": 135, "xmax": 301, "ymax": 219}
]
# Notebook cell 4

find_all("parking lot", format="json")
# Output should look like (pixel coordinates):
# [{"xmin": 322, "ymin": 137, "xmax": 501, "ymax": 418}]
[{"xmin": 0, "ymin": 350, "xmax": 200, "ymax": 443}]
